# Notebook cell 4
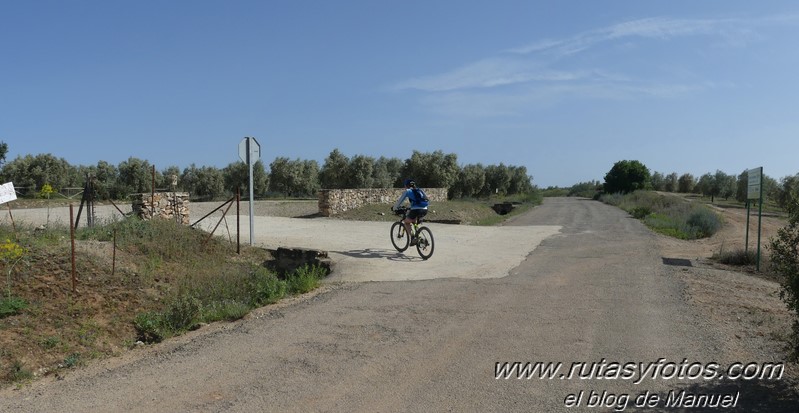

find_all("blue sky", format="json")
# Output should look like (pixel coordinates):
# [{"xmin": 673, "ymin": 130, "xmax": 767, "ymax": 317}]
[{"xmin": 2, "ymin": 1, "xmax": 798, "ymax": 187}]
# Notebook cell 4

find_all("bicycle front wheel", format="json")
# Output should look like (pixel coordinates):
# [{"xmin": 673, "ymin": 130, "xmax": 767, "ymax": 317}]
[
  {"xmin": 390, "ymin": 221, "xmax": 409, "ymax": 252},
  {"xmin": 415, "ymin": 226, "xmax": 434, "ymax": 260}
]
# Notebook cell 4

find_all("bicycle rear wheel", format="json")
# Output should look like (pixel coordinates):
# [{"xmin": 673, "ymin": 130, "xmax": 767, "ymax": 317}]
[
  {"xmin": 415, "ymin": 226, "xmax": 434, "ymax": 260},
  {"xmin": 390, "ymin": 221, "xmax": 409, "ymax": 252}
]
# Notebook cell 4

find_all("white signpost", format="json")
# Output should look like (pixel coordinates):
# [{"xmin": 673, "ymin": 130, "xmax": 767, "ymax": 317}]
[
  {"xmin": 745, "ymin": 167, "xmax": 763, "ymax": 271},
  {"xmin": 239, "ymin": 137, "xmax": 261, "ymax": 245}
]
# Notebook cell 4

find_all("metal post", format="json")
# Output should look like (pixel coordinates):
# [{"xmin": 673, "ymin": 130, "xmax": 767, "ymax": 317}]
[
  {"xmin": 248, "ymin": 138, "xmax": 255, "ymax": 246},
  {"xmin": 112, "ymin": 229, "xmax": 117, "ymax": 276},
  {"xmin": 756, "ymin": 184, "xmax": 763, "ymax": 272},
  {"xmin": 69, "ymin": 204, "xmax": 77, "ymax": 293},
  {"xmin": 151, "ymin": 165, "xmax": 156, "ymax": 217},
  {"xmin": 6, "ymin": 204, "xmax": 16, "ymax": 239},
  {"xmin": 745, "ymin": 200, "xmax": 750, "ymax": 254},
  {"xmin": 237, "ymin": 187, "xmax": 241, "ymax": 254}
]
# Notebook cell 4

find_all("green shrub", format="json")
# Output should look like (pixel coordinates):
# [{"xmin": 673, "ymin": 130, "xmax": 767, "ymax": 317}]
[
  {"xmin": 714, "ymin": 248, "xmax": 757, "ymax": 266},
  {"xmin": 163, "ymin": 294, "xmax": 201, "ymax": 332},
  {"xmin": 686, "ymin": 207, "xmax": 723, "ymax": 238},
  {"xmin": 0, "ymin": 296, "xmax": 27, "ymax": 318},
  {"xmin": 630, "ymin": 206, "xmax": 652, "ymax": 219},
  {"xmin": 8, "ymin": 360, "xmax": 33, "ymax": 382},
  {"xmin": 133, "ymin": 311, "xmax": 168, "ymax": 343},
  {"xmin": 63, "ymin": 353, "xmax": 82, "ymax": 368},
  {"xmin": 286, "ymin": 265, "xmax": 326, "ymax": 295},
  {"xmin": 249, "ymin": 268, "xmax": 286, "ymax": 306},
  {"xmin": 768, "ymin": 203, "xmax": 799, "ymax": 360}
]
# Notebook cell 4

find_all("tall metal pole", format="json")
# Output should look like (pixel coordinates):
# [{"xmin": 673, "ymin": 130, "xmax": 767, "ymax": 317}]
[
  {"xmin": 69, "ymin": 204, "xmax": 77, "ymax": 293},
  {"xmin": 756, "ymin": 177, "xmax": 763, "ymax": 272},
  {"xmin": 236, "ymin": 187, "xmax": 241, "ymax": 254},
  {"xmin": 247, "ymin": 137, "xmax": 255, "ymax": 246},
  {"xmin": 745, "ymin": 200, "xmax": 750, "ymax": 254}
]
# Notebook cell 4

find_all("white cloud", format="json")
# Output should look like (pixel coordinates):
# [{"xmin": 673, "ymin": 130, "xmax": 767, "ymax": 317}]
[
  {"xmin": 391, "ymin": 58, "xmax": 586, "ymax": 92},
  {"xmin": 390, "ymin": 14, "xmax": 795, "ymax": 117}
]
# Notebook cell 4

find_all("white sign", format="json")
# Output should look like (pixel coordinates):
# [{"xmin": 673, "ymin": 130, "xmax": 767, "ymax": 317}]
[
  {"xmin": 238, "ymin": 137, "xmax": 261, "ymax": 163},
  {"xmin": 747, "ymin": 167, "xmax": 762, "ymax": 200},
  {"xmin": 0, "ymin": 182, "xmax": 16, "ymax": 205}
]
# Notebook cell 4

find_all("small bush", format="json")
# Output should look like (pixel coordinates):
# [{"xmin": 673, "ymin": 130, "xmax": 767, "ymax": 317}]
[
  {"xmin": 0, "ymin": 295, "xmax": 27, "ymax": 317},
  {"xmin": 0, "ymin": 296, "xmax": 28, "ymax": 318},
  {"xmin": 286, "ymin": 265, "xmax": 326, "ymax": 295},
  {"xmin": 630, "ymin": 206, "xmax": 652, "ymax": 219},
  {"xmin": 686, "ymin": 207, "xmax": 723, "ymax": 238},
  {"xmin": 249, "ymin": 268, "xmax": 286, "ymax": 306},
  {"xmin": 133, "ymin": 311, "xmax": 168, "ymax": 343},
  {"xmin": 163, "ymin": 294, "xmax": 201, "ymax": 332},
  {"xmin": 8, "ymin": 360, "xmax": 33, "ymax": 382},
  {"xmin": 63, "ymin": 353, "xmax": 82, "ymax": 368},
  {"xmin": 714, "ymin": 248, "xmax": 757, "ymax": 266}
]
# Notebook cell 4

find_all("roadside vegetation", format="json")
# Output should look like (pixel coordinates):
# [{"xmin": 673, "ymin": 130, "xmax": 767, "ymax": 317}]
[
  {"xmin": 599, "ymin": 191, "xmax": 723, "ymax": 239},
  {"xmin": 0, "ymin": 217, "xmax": 327, "ymax": 388},
  {"xmin": 769, "ymin": 202, "xmax": 799, "ymax": 360}
]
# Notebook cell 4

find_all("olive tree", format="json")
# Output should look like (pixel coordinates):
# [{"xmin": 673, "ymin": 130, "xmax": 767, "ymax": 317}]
[
  {"xmin": 181, "ymin": 164, "xmax": 225, "ymax": 201},
  {"xmin": 451, "ymin": 164, "xmax": 485, "ymax": 198},
  {"xmin": 117, "ymin": 157, "xmax": 155, "ymax": 196},
  {"xmin": 0, "ymin": 141, "xmax": 7, "ymax": 169},
  {"xmin": 319, "ymin": 149, "xmax": 349, "ymax": 189},
  {"xmin": 269, "ymin": 157, "xmax": 319, "ymax": 197},
  {"xmin": 678, "ymin": 173, "xmax": 695, "ymax": 193},
  {"xmin": 2, "ymin": 153, "xmax": 72, "ymax": 193},
  {"xmin": 401, "ymin": 150, "xmax": 459, "ymax": 190},
  {"xmin": 346, "ymin": 155, "xmax": 374, "ymax": 188},
  {"xmin": 372, "ymin": 156, "xmax": 403, "ymax": 188},
  {"xmin": 482, "ymin": 164, "xmax": 511, "ymax": 196}
]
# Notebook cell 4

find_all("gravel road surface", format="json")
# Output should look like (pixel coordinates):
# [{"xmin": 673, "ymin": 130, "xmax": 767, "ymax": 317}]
[{"xmin": 1, "ymin": 198, "xmax": 794, "ymax": 412}]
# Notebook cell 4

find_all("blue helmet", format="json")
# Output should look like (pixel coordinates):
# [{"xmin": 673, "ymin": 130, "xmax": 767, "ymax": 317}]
[{"xmin": 403, "ymin": 179, "xmax": 416, "ymax": 187}]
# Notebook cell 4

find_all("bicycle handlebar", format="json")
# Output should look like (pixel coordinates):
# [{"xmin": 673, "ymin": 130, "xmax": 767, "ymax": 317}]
[{"xmin": 393, "ymin": 206, "xmax": 408, "ymax": 216}]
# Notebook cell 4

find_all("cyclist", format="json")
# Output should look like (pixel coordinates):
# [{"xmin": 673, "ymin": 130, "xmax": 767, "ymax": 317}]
[{"xmin": 392, "ymin": 179, "xmax": 429, "ymax": 245}]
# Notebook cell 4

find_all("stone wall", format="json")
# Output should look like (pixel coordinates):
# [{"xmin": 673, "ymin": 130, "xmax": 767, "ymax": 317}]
[
  {"xmin": 132, "ymin": 192, "xmax": 190, "ymax": 225},
  {"xmin": 318, "ymin": 188, "xmax": 448, "ymax": 217}
]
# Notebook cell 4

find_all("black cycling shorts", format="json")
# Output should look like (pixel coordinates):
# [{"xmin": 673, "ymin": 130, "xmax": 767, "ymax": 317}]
[{"xmin": 408, "ymin": 209, "xmax": 428, "ymax": 220}]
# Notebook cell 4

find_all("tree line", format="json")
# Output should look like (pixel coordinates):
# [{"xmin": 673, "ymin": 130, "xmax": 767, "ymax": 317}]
[
  {"xmin": 0, "ymin": 144, "xmax": 536, "ymax": 201},
  {"xmin": 593, "ymin": 159, "xmax": 799, "ymax": 210}
]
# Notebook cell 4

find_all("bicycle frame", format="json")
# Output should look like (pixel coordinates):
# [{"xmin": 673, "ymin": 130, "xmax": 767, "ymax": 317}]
[{"xmin": 390, "ymin": 207, "xmax": 435, "ymax": 259}]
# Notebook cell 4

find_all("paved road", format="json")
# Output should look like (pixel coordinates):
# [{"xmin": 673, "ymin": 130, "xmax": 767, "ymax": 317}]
[{"xmin": 0, "ymin": 198, "xmax": 791, "ymax": 412}]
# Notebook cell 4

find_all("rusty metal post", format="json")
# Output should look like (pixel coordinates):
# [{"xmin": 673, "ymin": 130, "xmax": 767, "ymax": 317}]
[
  {"xmin": 69, "ymin": 204, "xmax": 77, "ymax": 293},
  {"xmin": 6, "ymin": 204, "xmax": 16, "ymax": 239},
  {"xmin": 108, "ymin": 199, "xmax": 126, "ymax": 218},
  {"xmin": 112, "ymin": 229, "xmax": 117, "ymax": 276}
]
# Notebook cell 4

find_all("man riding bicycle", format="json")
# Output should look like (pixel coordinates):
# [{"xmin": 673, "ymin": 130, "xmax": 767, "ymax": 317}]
[{"xmin": 392, "ymin": 179, "xmax": 429, "ymax": 246}]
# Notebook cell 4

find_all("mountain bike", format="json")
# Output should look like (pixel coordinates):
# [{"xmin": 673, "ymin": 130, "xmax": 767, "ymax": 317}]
[{"xmin": 390, "ymin": 207, "xmax": 435, "ymax": 260}]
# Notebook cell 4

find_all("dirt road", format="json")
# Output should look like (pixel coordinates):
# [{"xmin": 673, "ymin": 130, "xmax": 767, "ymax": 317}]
[{"xmin": 1, "ymin": 198, "xmax": 795, "ymax": 412}]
